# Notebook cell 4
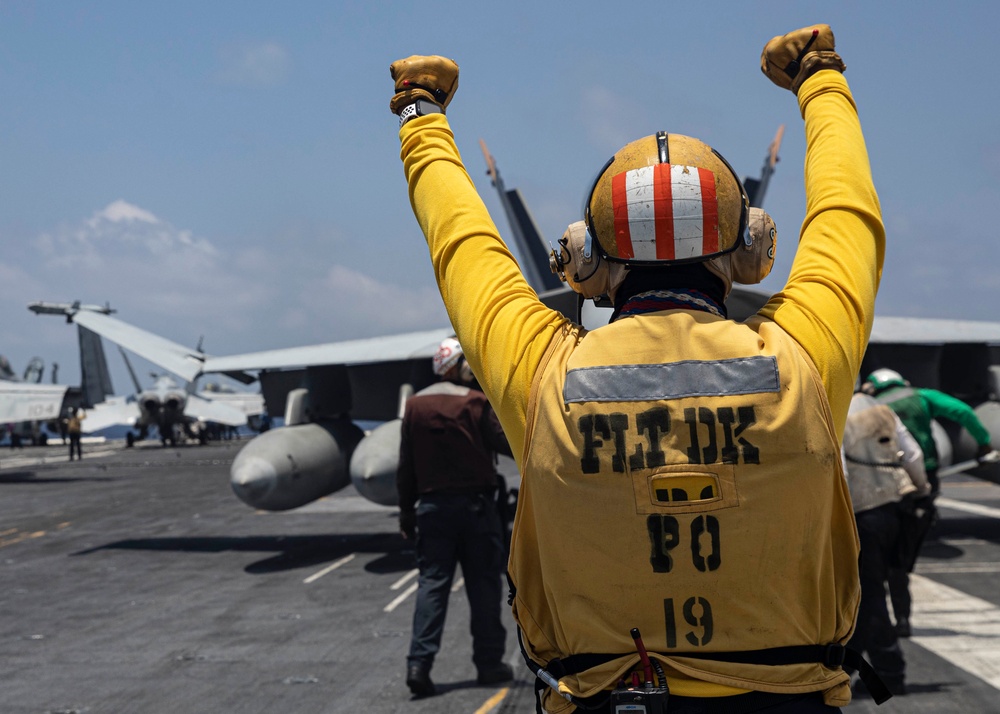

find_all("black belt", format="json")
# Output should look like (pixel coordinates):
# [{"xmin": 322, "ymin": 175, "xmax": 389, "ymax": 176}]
[{"xmin": 517, "ymin": 629, "xmax": 891, "ymax": 712}]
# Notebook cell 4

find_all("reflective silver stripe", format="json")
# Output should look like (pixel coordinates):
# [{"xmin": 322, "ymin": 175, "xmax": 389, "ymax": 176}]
[{"xmin": 563, "ymin": 356, "xmax": 780, "ymax": 403}]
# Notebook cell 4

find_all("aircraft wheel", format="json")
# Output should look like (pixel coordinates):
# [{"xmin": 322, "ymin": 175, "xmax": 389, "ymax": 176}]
[{"xmin": 126, "ymin": 432, "xmax": 135, "ymax": 448}]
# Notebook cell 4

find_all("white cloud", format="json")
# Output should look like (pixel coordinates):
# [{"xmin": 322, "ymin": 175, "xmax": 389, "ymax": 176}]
[
  {"xmin": 34, "ymin": 200, "xmax": 217, "ymax": 268},
  {"xmin": 215, "ymin": 41, "xmax": 290, "ymax": 87},
  {"xmin": 94, "ymin": 199, "xmax": 158, "ymax": 224},
  {"xmin": 1, "ymin": 201, "xmax": 449, "ymax": 390}
]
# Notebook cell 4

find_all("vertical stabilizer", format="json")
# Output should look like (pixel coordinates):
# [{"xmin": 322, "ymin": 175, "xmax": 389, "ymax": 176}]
[
  {"xmin": 479, "ymin": 139, "xmax": 563, "ymax": 293},
  {"xmin": 743, "ymin": 125, "xmax": 784, "ymax": 209},
  {"xmin": 78, "ymin": 325, "xmax": 114, "ymax": 407}
]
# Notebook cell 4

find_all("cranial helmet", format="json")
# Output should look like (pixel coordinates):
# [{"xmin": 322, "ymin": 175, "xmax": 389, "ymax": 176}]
[
  {"xmin": 864, "ymin": 368, "xmax": 908, "ymax": 394},
  {"xmin": 432, "ymin": 337, "xmax": 464, "ymax": 376},
  {"xmin": 552, "ymin": 132, "xmax": 776, "ymax": 302}
]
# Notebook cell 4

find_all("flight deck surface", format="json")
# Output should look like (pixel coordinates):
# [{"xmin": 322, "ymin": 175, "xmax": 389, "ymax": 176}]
[{"xmin": 2, "ymin": 441, "xmax": 999, "ymax": 713}]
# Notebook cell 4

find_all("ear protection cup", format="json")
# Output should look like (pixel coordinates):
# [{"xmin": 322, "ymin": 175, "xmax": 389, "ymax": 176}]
[
  {"xmin": 705, "ymin": 207, "xmax": 777, "ymax": 297},
  {"xmin": 550, "ymin": 221, "xmax": 628, "ymax": 302},
  {"xmin": 734, "ymin": 208, "xmax": 777, "ymax": 284}
]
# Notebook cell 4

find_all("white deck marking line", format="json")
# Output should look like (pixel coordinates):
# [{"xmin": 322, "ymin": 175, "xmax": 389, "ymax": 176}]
[
  {"xmin": 917, "ymin": 561, "xmax": 1000, "ymax": 574},
  {"xmin": 302, "ymin": 553, "xmax": 356, "ymax": 584},
  {"xmin": 384, "ymin": 582, "xmax": 419, "ymax": 612},
  {"xmin": 937, "ymin": 538, "xmax": 989, "ymax": 546},
  {"xmin": 451, "ymin": 576, "xmax": 465, "ymax": 593},
  {"xmin": 936, "ymin": 497, "xmax": 1000, "ymax": 519},
  {"xmin": 390, "ymin": 568, "xmax": 419, "ymax": 590},
  {"xmin": 910, "ymin": 573, "xmax": 1000, "ymax": 690}
]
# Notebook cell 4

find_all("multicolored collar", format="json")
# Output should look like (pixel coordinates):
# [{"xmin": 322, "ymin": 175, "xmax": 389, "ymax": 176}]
[{"xmin": 616, "ymin": 289, "xmax": 725, "ymax": 320}]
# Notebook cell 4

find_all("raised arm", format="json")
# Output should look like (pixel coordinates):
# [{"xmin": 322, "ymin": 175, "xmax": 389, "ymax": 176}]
[
  {"xmin": 390, "ymin": 57, "xmax": 570, "ymax": 459},
  {"xmin": 758, "ymin": 26, "xmax": 885, "ymax": 434}
]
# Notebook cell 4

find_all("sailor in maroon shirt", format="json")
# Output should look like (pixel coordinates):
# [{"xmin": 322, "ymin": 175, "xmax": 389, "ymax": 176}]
[{"xmin": 398, "ymin": 337, "xmax": 514, "ymax": 697}]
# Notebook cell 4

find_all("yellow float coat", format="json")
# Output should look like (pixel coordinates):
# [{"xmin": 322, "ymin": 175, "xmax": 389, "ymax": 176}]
[{"xmin": 399, "ymin": 70, "xmax": 883, "ymax": 709}]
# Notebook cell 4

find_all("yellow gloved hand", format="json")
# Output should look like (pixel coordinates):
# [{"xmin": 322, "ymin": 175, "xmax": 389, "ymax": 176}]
[
  {"xmin": 760, "ymin": 24, "xmax": 845, "ymax": 94},
  {"xmin": 389, "ymin": 55, "xmax": 459, "ymax": 114}
]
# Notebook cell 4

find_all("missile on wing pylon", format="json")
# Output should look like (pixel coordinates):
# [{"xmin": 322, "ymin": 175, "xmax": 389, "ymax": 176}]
[
  {"xmin": 349, "ymin": 419, "xmax": 403, "ymax": 507},
  {"xmin": 27, "ymin": 300, "xmax": 115, "ymax": 317},
  {"xmin": 230, "ymin": 420, "xmax": 364, "ymax": 511}
]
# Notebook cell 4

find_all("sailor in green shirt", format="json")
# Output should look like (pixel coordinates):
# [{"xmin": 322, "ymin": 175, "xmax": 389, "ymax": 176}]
[{"xmin": 862, "ymin": 367, "xmax": 994, "ymax": 492}]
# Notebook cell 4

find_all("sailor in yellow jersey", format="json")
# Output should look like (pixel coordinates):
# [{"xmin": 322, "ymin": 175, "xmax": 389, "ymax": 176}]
[{"xmin": 390, "ymin": 24, "xmax": 885, "ymax": 713}]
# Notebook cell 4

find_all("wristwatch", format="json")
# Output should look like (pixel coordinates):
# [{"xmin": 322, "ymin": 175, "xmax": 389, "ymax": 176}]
[{"xmin": 399, "ymin": 99, "xmax": 443, "ymax": 127}]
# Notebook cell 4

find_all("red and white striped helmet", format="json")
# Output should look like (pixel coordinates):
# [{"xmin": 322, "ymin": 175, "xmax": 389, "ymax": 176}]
[
  {"xmin": 585, "ymin": 133, "xmax": 759, "ymax": 292},
  {"xmin": 432, "ymin": 337, "xmax": 464, "ymax": 376}
]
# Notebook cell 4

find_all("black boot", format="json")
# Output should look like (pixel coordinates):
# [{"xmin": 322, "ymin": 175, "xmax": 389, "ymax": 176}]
[
  {"xmin": 406, "ymin": 662, "xmax": 435, "ymax": 697},
  {"xmin": 476, "ymin": 662, "xmax": 514, "ymax": 685}
]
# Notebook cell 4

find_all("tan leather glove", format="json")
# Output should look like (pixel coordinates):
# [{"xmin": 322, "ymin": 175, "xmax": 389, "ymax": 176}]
[
  {"xmin": 760, "ymin": 24, "xmax": 845, "ymax": 94},
  {"xmin": 389, "ymin": 55, "xmax": 459, "ymax": 114}
]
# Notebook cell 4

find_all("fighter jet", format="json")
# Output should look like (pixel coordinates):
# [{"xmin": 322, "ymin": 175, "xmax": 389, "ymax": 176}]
[
  {"xmin": 27, "ymin": 303, "xmax": 260, "ymax": 446},
  {"xmin": 83, "ymin": 372, "xmax": 252, "ymax": 447},
  {"xmin": 1, "ymin": 303, "xmax": 118, "ymax": 444},
  {"xmin": 0, "ymin": 349, "xmax": 72, "ymax": 445},
  {"xmin": 0, "ymin": 381, "xmax": 68, "ymax": 426}
]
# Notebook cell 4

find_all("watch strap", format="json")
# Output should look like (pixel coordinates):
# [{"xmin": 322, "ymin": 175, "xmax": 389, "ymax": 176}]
[{"xmin": 399, "ymin": 99, "xmax": 443, "ymax": 127}]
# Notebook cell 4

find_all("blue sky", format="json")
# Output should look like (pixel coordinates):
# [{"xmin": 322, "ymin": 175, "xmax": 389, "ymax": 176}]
[{"xmin": 2, "ymin": 2, "xmax": 997, "ymax": 394}]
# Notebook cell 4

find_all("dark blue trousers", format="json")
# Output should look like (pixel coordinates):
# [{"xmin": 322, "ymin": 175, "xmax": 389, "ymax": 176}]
[
  {"xmin": 407, "ymin": 492, "xmax": 507, "ymax": 670},
  {"xmin": 849, "ymin": 503, "xmax": 906, "ymax": 685}
]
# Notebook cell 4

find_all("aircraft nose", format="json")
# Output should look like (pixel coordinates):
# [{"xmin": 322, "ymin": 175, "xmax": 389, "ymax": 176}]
[{"xmin": 230, "ymin": 455, "xmax": 278, "ymax": 508}]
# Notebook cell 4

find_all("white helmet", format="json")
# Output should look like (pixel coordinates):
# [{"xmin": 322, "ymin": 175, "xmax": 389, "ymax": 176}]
[
  {"xmin": 864, "ymin": 368, "xmax": 908, "ymax": 394},
  {"xmin": 432, "ymin": 337, "xmax": 464, "ymax": 376}
]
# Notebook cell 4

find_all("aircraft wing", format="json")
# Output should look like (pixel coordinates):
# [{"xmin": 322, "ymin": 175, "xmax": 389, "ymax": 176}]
[
  {"xmin": 184, "ymin": 394, "xmax": 249, "ymax": 427},
  {"xmin": 196, "ymin": 390, "xmax": 264, "ymax": 417},
  {"xmin": 49, "ymin": 307, "xmax": 208, "ymax": 383},
  {"xmin": 200, "ymin": 328, "xmax": 454, "ymax": 374},
  {"xmin": 82, "ymin": 397, "xmax": 140, "ymax": 433},
  {"xmin": 870, "ymin": 316, "xmax": 1000, "ymax": 344},
  {"xmin": 30, "ymin": 301, "xmax": 451, "ymax": 386},
  {"xmin": 0, "ymin": 382, "xmax": 68, "ymax": 423},
  {"xmin": 204, "ymin": 328, "xmax": 456, "ymax": 423}
]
